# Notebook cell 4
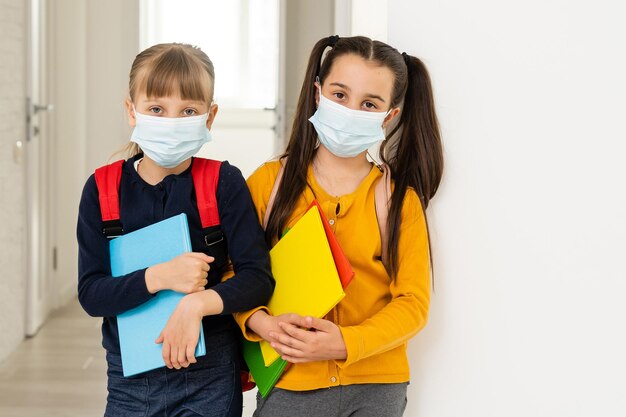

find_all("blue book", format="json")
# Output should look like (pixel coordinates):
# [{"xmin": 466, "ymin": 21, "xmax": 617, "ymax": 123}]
[{"xmin": 110, "ymin": 213, "xmax": 206, "ymax": 377}]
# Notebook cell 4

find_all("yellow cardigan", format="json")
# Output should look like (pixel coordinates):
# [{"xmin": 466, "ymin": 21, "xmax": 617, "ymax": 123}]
[{"xmin": 236, "ymin": 161, "xmax": 430, "ymax": 391}]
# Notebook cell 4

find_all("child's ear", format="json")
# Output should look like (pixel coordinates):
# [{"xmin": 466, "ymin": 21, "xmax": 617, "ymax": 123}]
[
  {"xmin": 383, "ymin": 107, "xmax": 401, "ymax": 128},
  {"xmin": 206, "ymin": 103, "xmax": 219, "ymax": 130},
  {"xmin": 125, "ymin": 99, "xmax": 136, "ymax": 127}
]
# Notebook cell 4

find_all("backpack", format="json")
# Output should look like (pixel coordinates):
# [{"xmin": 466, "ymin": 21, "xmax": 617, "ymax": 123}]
[{"xmin": 93, "ymin": 157, "xmax": 255, "ymax": 391}]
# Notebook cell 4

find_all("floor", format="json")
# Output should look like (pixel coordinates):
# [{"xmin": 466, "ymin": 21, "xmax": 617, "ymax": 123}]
[
  {"xmin": 0, "ymin": 299, "xmax": 258, "ymax": 417},
  {"xmin": 0, "ymin": 300, "xmax": 106, "ymax": 416}
]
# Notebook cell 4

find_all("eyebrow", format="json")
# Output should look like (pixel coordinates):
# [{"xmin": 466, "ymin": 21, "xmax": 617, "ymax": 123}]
[{"xmin": 329, "ymin": 82, "xmax": 386, "ymax": 103}]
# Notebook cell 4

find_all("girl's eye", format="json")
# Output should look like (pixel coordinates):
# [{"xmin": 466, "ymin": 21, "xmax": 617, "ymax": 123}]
[
  {"xmin": 149, "ymin": 107, "xmax": 163, "ymax": 115},
  {"xmin": 333, "ymin": 92, "xmax": 345, "ymax": 100},
  {"xmin": 183, "ymin": 108, "xmax": 197, "ymax": 116},
  {"xmin": 363, "ymin": 101, "xmax": 377, "ymax": 110}
]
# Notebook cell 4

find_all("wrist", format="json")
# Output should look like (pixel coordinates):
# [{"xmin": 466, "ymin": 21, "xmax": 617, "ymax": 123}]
[
  {"xmin": 181, "ymin": 292, "xmax": 206, "ymax": 319},
  {"xmin": 144, "ymin": 266, "xmax": 162, "ymax": 294},
  {"xmin": 247, "ymin": 310, "xmax": 269, "ymax": 335},
  {"xmin": 185, "ymin": 289, "xmax": 224, "ymax": 317}
]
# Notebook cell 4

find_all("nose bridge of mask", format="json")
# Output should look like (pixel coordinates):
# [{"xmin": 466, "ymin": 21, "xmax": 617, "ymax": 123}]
[
  {"xmin": 315, "ymin": 82, "xmax": 389, "ymax": 122},
  {"xmin": 130, "ymin": 104, "xmax": 212, "ymax": 168},
  {"xmin": 316, "ymin": 94, "xmax": 388, "ymax": 138}
]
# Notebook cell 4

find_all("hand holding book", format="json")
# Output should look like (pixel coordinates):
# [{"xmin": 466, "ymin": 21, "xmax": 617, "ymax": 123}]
[
  {"xmin": 145, "ymin": 252, "xmax": 214, "ymax": 294},
  {"xmin": 269, "ymin": 316, "xmax": 347, "ymax": 363},
  {"xmin": 155, "ymin": 288, "xmax": 223, "ymax": 369}
]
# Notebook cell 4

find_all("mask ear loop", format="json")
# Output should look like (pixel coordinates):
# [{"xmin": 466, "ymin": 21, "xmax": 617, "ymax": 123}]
[{"xmin": 312, "ymin": 76, "xmax": 322, "ymax": 147}]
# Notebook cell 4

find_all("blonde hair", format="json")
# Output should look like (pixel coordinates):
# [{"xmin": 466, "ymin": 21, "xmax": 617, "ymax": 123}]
[{"xmin": 114, "ymin": 43, "xmax": 216, "ymax": 160}]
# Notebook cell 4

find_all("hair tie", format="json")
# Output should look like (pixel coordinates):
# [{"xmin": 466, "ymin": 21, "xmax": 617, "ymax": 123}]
[
  {"xmin": 402, "ymin": 52, "xmax": 410, "ymax": 66},
  {"xmin": 328, "ymin": 35, "xmax": 340, "ymax": 47}
]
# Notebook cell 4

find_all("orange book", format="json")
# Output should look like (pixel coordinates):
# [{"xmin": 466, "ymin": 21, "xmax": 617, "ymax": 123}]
[{"xmin": 307, "ymin": 200, "xmax": 354, "ymax": 289}]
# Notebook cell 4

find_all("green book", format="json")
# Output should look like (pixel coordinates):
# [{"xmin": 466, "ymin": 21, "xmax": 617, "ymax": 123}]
[{"xmin": 242, "ymin": 339, "xmax": 289, "ymax": 398}]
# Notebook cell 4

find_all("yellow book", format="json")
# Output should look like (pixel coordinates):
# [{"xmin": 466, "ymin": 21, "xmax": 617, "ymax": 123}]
[{"xmin": 260, "ymin": 204, "xmax": 345, "ymax": 366}]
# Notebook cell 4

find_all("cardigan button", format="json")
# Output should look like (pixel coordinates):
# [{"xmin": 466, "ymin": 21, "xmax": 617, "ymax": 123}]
[
  {"xmin": 330, "ymin": 376, "xmax": 337, "ymax": 383},
  {"xmin": 329, "ymin": 219, "xmax": 335, "ymax": 226}
]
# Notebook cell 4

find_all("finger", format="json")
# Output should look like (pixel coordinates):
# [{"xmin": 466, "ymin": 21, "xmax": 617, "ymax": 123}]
[
  {"xmin": 281, "ymin": 354, "xmax": 306, "ymax": 363},
  {"xmin": 279, "ymin": 313, "xmax": 304, "ymax": 326},
  {"xmin": 178, "ymin": 348, "xmax": 189, "ymax": 368},
  {"xmin": 189, "ymin": 252, "xmax": 214, "ymax": 264},
  {"xmin": 155, "ymin": 333, "xmax": 164, "ymax": 344},
  {"xmin": 278, "ymin": 322, "xmax": 312, "ymax": 343},
  {"xmin": 271, "ymin": 330, "xmax": 307, "ymax": 351},
  {"xmin": 162, "ymin": 341, "xmax": 172, "ymax": 369},
  {"xmin": 270, "ymin": 340, "xmax": 303, "ymax": 358},
  {"xmin": 304, "ymin": 316, "xmax": 332, "ymax": 331},
  {"xmin": 170, "ymin": 346, "xmax": 181, "ymax": 370},
  {"xmin": 186, "ymin": 344, "xmax": 197, "ymax": 365}
]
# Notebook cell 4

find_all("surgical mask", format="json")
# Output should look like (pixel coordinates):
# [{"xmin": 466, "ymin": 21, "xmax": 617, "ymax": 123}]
[
  {"xmin": 130, "ymin": 108, "xmax": 212, "ymax": 168},
  {"xmin": 308, "ymin": 88, "xmax": 389, "ymax": 158}
]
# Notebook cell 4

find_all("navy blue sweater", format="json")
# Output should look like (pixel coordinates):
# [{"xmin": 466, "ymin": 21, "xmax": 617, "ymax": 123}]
[{"xmin": 77, "ymin": 156, "xmax": 274, "ymax": 354}]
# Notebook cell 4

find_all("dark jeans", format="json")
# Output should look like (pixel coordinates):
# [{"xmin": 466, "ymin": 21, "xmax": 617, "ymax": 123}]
[{"xmin": 104, "ymin": 336, "xmax": 242, "ymax": 417}]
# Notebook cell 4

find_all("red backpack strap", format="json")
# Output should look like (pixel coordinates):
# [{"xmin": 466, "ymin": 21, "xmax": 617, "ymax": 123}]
[
  {"xmin": 191, "ymin": 157, "xmax": 222, "ymax": 228},
  {"xmin": 94, "ymin": 160, "xmax": 124, "ymax": 238}
]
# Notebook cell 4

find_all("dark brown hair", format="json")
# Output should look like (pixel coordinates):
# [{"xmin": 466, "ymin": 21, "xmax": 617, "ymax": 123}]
[{"xmin": 266, "ymin": 35, "xmax": 444, "ymax": 278}]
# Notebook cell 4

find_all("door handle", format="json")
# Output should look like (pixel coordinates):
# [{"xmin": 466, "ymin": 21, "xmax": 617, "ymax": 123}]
[
  {"xmin": 33, "ymin": 103, "xmax": 54, "ymax": 113},
  {"xmin": 26, "ymin": 98, "xmax": 55, "ymax": 141}
]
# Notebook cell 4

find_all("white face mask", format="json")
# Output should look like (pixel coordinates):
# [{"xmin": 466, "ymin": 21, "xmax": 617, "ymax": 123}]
[
  {"xmin": 308, "ymin": 87, "xmax": 389, "ymax": 158},
  {"xmin": 130, "ymin": 108, "xmax": 212, "ymax": 168}
]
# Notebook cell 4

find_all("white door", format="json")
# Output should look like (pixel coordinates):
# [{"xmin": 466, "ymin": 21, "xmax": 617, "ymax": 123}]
[{"xmin": 25, "ymin": 0, "xmax": 56, "ymax": 336}]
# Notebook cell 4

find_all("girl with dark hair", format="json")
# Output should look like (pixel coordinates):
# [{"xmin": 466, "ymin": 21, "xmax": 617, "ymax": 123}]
[{"xmin": 237, "ymin": 35, "xmax": 444, "ymax": 416}]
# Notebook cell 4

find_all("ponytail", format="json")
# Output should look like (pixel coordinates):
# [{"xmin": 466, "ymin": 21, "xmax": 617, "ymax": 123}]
[
  {"xmin": 265, "ymin": 36, "xmax": 338, "ymax": 244},
  {"xmin": 380, "ymin": 53, "xmax": 444, "ymax": 277}
]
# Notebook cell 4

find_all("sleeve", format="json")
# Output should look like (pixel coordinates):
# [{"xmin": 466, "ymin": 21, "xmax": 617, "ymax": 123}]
[
  {"xmin": 76, "ymin": 174, "xmax": 154, "ymax": 317},
  {"xmin": 208, "ymin": 162, "xmax": 275, "ymax": 315},
  {"xmin": 336, "ymin": 189, "xmax": 431, "ymax": 367},
  {"xmin": 232, "ymin": 162, "xmax": 277, "ymax": 340}
]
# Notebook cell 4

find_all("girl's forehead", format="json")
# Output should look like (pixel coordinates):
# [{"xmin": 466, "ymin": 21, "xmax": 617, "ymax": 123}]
[{"xmin": 325, "ymin": 54, "xmax": 395, "ymax": 98}]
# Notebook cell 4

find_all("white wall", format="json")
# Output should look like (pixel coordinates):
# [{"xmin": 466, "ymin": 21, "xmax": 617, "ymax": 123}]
[
  {"xmin": 388, "ymin": 1, "xmax": 626, "ymax": 416},
  {"xmin": 0, "ymin": 0, "xmax": 27, "ymax": 363}
]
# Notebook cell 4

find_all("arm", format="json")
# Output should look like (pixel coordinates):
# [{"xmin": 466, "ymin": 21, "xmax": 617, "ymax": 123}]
[
  {"xmin": 77, "ymin": 175, "xmax": 212, "ymax": 317},
  {"xmin": 77, "ymin": 175, "xmax": 154, "ymax": 317},
  {"xmin": 209, "ymin": 162, "xmax": 275, "ymax": 314},
  {"xmin": 231, "ymin": 162, "xmax": 283, "ymax": 341},
  {"xmin": 157, "ymin": 162, "xmax": 276, "ymax": 368},
  {"xmin": 337, "ymin": 191, "xmax": 430, "ymax": 367}
]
